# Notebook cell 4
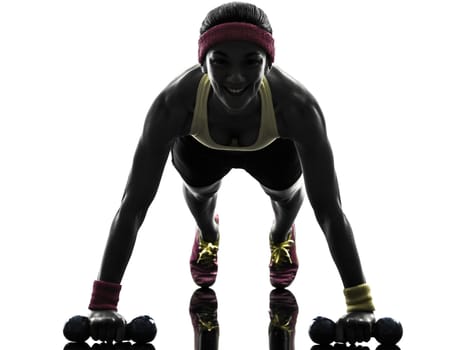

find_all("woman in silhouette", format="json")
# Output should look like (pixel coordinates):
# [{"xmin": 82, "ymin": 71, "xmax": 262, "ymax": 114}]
[{"xmin": 87, "ymin": 2, "xmax": 375, "ymax": 344}]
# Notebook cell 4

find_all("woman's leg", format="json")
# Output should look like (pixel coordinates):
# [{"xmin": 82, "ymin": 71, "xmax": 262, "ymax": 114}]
[
  {"xmin": 263, "ymin": 178, "xmax": 304, "ymax": 288},
  {"xmin": 171, "ymin": 137, "xmax": 230, "ymax": 242},
  {"xmin": 183, "ymin": 180, "xmax": 222, "ymax": 242},
  {"xmin": 261, "ymin": 177, "xmax": 304, "ymax": 243},
  {"xmin": 184, "ymin": 180, "xmax": 223, "ymax": 287},
  {"xmin": 240, "ymin": 139, "xmax": 303, "ymax": 243}
]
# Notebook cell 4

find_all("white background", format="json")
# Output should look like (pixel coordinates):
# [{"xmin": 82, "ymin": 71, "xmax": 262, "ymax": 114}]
[{"xmin": 1, "ymin": 0, "xmax": 467, "ymax": 348}]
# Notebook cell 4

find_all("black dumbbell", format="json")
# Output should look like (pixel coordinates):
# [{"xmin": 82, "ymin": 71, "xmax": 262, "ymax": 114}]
[
  {"xmin": 63, "ymin": 315, "xmax": 157, "ymax": 344},
  {"xmin": 309, "ymin": 316, "xmax": 403, "ymax": 346}
]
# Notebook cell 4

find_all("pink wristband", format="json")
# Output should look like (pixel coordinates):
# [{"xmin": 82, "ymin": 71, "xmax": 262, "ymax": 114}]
[{"xmin": 88, "ymin": 280, "xmax": 122, "ymax": 311}]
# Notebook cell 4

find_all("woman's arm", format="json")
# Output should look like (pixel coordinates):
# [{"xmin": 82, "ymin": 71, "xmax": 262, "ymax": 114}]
[
  {"xmin": 86, "ymin": 67, "xmax": 199, "ymax": 342},
  {"xmin": 291, "ymin": 99, "xmax": 366, "ymax": 288},
  {"xmin": 290, "ymin": 96, "xmax": 376, "ymax": 342},
  {"xmin": 97, "ymin": 91, "xmax": 183, "ymax": 283}
]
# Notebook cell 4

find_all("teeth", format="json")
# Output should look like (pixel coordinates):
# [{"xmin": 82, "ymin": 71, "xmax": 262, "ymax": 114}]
[{"xmin": 226, "ymin": 87, "xmax": 244, "ymax": 94}]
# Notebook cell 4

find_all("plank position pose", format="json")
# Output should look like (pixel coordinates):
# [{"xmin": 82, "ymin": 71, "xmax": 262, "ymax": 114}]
[{"xmin": 87, "ymin": 2, "xmax": 375, "ymax": 344}]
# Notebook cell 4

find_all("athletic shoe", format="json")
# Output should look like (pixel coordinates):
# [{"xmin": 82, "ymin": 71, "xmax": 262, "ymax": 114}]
[
  {"xmin": 190, "ymin": 216, "xmax": 219, "ymax": 287},
  {"xmin": 269, "ymin": 225, "xmax": 298, "ymax": 288}
]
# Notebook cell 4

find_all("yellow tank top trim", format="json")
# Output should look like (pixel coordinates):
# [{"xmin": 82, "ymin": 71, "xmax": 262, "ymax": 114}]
[{"xmin": 190, "ymin": 74, "xmax": 279, "ymax": 151}]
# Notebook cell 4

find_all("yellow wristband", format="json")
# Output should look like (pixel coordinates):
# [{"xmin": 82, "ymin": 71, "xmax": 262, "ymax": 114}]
[{"xmin": 344, "ymin": 283, "xmax": 375, "ymax": 313}]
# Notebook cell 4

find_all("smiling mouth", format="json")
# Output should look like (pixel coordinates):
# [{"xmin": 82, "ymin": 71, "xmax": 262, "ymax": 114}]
[{"xmin": 224, "ymin": 86, "xmax": 247, "ymax": 96}]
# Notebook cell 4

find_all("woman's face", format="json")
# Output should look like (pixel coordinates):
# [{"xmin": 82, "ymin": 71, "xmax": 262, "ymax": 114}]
[{"xmin": 204, "ymin": 40, "xmax": 269, "ymax": 113}]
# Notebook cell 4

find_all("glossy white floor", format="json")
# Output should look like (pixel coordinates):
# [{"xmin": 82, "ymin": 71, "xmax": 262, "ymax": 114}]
[{"xmin": 1, "ymin": 1, "xmax": 467, "ymax": 349}]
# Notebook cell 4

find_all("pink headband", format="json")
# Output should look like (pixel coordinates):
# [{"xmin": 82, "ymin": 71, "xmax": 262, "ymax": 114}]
[{"xmin": 198, "ymin": 22, "xmax": 275, "ymax": 64}]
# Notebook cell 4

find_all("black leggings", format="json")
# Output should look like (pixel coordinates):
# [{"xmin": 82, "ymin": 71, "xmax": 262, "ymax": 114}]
[{"xmin": 171, "ymin": 136, "xmax": 302, "ymax": 190}]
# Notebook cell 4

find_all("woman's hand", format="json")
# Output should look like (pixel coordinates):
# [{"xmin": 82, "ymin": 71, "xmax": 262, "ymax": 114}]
[
  {"xmin": 336, "ymin": 311, "xmax": 375, "ymax": 344},
  {"xmin": 89, "ymin": 310, "xmax": 127, "ymax": 342}
]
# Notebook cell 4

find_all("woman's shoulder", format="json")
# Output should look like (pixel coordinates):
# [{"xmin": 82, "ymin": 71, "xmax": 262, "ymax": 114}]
[
  {"xmin": 267, "ymin": 66, "xmax": 323, "ymax": 137},
  {"xmin": 160, "ymin": 65, "xmax": 205, "ymax": 106},
  {"xmin": 144, "ymin": 65, "xmax": 203, "ymax": 138},
  {"xmin": 267, "ymin": 66, "xmax": 318, "ymax": 105}
]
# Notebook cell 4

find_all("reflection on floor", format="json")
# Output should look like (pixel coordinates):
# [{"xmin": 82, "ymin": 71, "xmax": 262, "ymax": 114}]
[
  {"xmin": 63, "ymin": 342, "xmax": 154, "ymax": 349},
  {"xmin": 189, "ymin": 287, "xmax": 299, "ymax": 350},
  {"xmin": 63, "ymin": 288, "xmax": 401, "ymax": 350},
  {"xmin": 188, "ymin": 288, "xmax": 400, "ymax": 350}
]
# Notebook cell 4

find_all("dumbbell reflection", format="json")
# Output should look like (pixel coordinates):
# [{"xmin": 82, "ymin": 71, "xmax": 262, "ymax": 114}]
[
  {"xmin": 311, "ymin": 345, "xmax": 400, "ymax": 350},
  {"xmin": 63, "ymin": 342, "xmax": 155, "ymax": 350}
]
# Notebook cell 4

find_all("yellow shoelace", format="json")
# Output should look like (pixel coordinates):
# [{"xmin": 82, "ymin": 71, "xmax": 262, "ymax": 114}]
[
  {"xmin": 197, "ymin": 238, "xmax": 219, "ymax": 264},
  {"xmin": 270, "ymin": 313, "xmax": 293, "ymax": 332},
  {"xmin": 270, "ymin": 235, "xmax": 294, "ymax": 265},
  {"xmin": 199, "ymin": 317, "xmax": 219, "ymax": 332}
]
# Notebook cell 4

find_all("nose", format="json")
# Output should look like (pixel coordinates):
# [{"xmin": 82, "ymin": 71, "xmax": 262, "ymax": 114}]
[{"xmin": 225, "ymin": 69, "xmax": 247, "ymax": 85}]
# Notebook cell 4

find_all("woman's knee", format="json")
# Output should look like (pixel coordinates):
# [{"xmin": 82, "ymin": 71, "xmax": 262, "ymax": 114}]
[
  {"xmin": 183, "ymin": 180, "xmax": 222, "ymax": 200},
  {"xmin": 261, "ymin": 178, "xmax": 304, "ymax": 204}
]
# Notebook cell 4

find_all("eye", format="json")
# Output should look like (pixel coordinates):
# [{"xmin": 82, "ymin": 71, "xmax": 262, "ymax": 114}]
[
  {"xmin": 210, "ymin": 57, "xmax": 228, "ymax": 66},
  {"xmin": 246, "ymin": 58, "xmax": 263, "ymax": 67}
]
